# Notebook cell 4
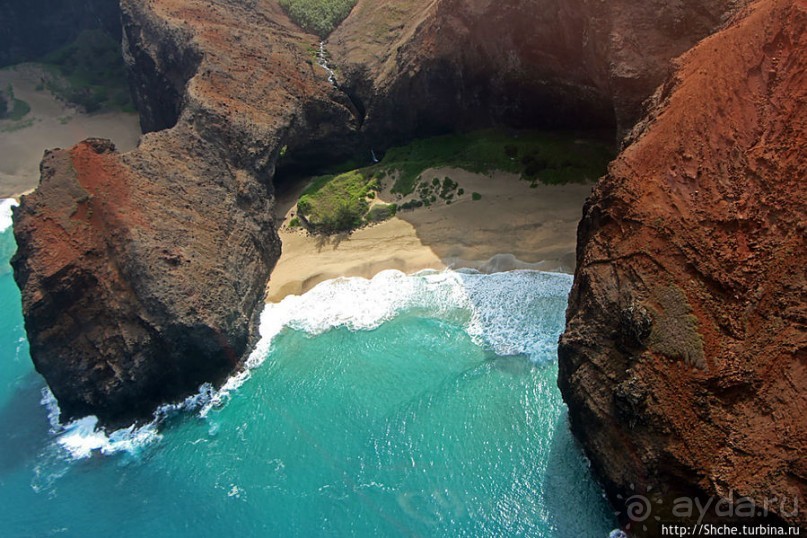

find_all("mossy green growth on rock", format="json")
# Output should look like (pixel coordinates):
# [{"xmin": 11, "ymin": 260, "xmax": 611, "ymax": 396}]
[
  {"xmin": 279, "ymin": 0, "xmax": 357, "ymax": 37},
  {"xmin": 296, "ymin": 170, "xmax": 378, "ymax": 233},
  {"xmin": 647, "ymin": 285, "xmax": 706, "ymax": 369}
]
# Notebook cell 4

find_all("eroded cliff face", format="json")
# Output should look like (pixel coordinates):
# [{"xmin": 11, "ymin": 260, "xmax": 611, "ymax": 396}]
[
  {"xmin": 13, "ymin": 138, "xmax": 279, "ymax": 425},
  {"xmin": 329, "ymin": 0, "xmax": 740, "ymax": 138},
  {"xmin": 12, "ymin": 0, "xmax": 358, "ymax": 426},
  {"xmin": 559, "ymin": 0, "xmax": 806, "ymax": 529}
]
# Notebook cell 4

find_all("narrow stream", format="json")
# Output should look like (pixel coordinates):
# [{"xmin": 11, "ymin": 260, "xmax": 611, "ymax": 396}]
[{"xmin": 317, "ymin": 41, "xmax": 338, "ymax": 87}]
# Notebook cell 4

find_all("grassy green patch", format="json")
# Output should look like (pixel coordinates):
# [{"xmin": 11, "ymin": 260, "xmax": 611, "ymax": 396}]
[
  {"xmin": 294, "ymin": 128, "xmax": 614, "ymax": 234},
  {"xmin": 8, "ymin": 98, "xmax": 31, "ymax": 121},
  {"xmin": 0, "ymin": 117, "xmax": 35, "ymax": 133},
  {"xmin": 39, "ymin": 29, "xmax": 133, "ymax": 113},
  {"xmin": 279, "ymin": 0, "xmax": 358, "ymax": 37},
  {"xmin": 0, "ymin": 84, "xmax": 31, "ymax": 121},
  {"xmin": 372, "ymin": 129, "xmax": 614, "ymax": 195},
  {"xmin": 297, "ymin": 170, "xmax": 378, "ymax": 233},
  {"xmin": 367, "ymin": 203, "xmax": 397, "ymax": 223}
]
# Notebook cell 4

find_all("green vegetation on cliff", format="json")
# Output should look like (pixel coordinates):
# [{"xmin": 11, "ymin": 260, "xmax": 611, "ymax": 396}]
[
  {"xmin": 279, "ymin": 0, "xmax": 358, "ymax": 37},
  {"xmin": 40, "ymin": 29, "xmax": 133, "ymax": 113}
]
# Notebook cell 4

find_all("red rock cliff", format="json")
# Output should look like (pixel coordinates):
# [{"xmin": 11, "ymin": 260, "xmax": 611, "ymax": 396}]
[{"xmin": 559, "ymin": 0, "xmax": 806, "ymax": 529}]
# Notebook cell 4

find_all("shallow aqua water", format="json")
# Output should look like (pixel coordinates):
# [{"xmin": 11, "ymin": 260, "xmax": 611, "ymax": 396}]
[{"xmin": 0, "ymin": 201, "xmax": 615, "ymax": 537}]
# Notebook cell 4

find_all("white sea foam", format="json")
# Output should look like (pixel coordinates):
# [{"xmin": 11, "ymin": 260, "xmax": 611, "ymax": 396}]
[
  {"xmin": 202, "ymin": 269, "xmax": 572, "ymax": 412},
  {"xmin": 254, "ymin": 268, "xmax": 572, "ymax": 361},
  {"xmin": 0, "ymin": 199, "xmax": 18, "ymax": 233},
  {"xmin": 43, "ymin": 268, "xmax": 572, "ymax": 460},
  {"xmin": 41, "ymin": 387, "xmax": 162, "ymax": 459}
]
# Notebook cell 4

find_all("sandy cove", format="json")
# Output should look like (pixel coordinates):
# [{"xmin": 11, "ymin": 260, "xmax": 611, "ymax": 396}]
[
  {"xmin": 266, "ymin": 167, "xmax": 592, "ymax": 302},
  {"xmin": 0, "ymin": 64, "xmax": 141, "ymax": 199}
]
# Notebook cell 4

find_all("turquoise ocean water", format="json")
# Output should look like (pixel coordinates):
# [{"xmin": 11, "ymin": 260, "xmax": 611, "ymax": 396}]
[{"xmin": 0, "ymin": 199, "xmax": 615, "ymax": 537}]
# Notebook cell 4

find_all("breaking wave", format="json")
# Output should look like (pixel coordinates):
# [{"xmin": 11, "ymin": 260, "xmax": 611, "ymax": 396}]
[{"xmin": 43, "ymin": 269, "xmax": 572, "ymax": 460}]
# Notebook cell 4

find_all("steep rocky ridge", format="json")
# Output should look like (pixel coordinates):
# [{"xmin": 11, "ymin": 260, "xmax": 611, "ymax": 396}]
[{"xmin": 559, "ymin": 0, "xmax": 806, "ymax": 529}]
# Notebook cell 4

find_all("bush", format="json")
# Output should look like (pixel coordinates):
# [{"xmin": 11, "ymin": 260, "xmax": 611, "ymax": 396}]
[
  {"xmin": 3, "ymin": 86, "xmax": 31, "ymax": 121},
  {"xmin": 399, "ymin": 199, "xmax": 424, "ymax": 211},
  {"xmin": 296, "ymin": 170, "xmax": 374, "ymax": 233},
  {"xmin": 289, "ymin": 217, "xmax": 301, "ymax": 228},
  {"xmin": 472, "ymin": 192, "xmax": 482, "ymax": 201},
  {"xmin": 367, "ymin": 203, "xmax": 397, "ymax": 222},
  {"xmin": 278, "ymin": 0, "xmax": 358, "ymax": 37},
  {"xmin": 9, "ymin": 98, "xmax": 31, "ymax": 121},
  {"xmin": 522, "ymin": 154, "xmax": 549, "ymax": 179},
  {"xmin": 439, "ymin": 176, "xmax": 458, "ymax": 199}
]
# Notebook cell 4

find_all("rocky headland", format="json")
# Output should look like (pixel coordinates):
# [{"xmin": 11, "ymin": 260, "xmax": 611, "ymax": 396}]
[
  {"xmin": 560, "ymin": 0, "xmax": 806, "ymax": 529},
  {"xmin": 13, "ymin": 0, "xmax": 358, "ymax": 426}
]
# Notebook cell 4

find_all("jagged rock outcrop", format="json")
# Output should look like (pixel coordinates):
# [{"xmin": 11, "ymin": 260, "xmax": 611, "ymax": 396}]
[
  {"xmin": 0, "ymin": 0, "xmax": 121, "ymax": 67},
  {"xmin": 12, "ymin": 0, "xmax": 359, "ymax": 426},
  {"xmin": 559, "ymin": 0, "xmax": 806, "ymax": 530}
]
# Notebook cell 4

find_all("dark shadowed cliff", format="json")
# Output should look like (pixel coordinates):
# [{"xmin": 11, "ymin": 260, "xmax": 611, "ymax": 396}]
[
  {"xmin": 329, "ymin": 0, "xmax": 741, "ymax": 137},
  {"xmin": 0, "ymin": 0, "xmax": 121, "ymax": 67},
  {"xmin": 559, "ymin": 0, "xmax": 806, "ymax": 530}
]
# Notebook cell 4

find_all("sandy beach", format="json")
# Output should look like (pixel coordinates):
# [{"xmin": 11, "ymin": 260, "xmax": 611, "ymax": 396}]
[
  {"xmin": 0, "ymin": 64, "xmax": 141, "ymax": 199},
  {"xmin": 267, "ymin": 167, "xmax": 592, "ymax": 302}
]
